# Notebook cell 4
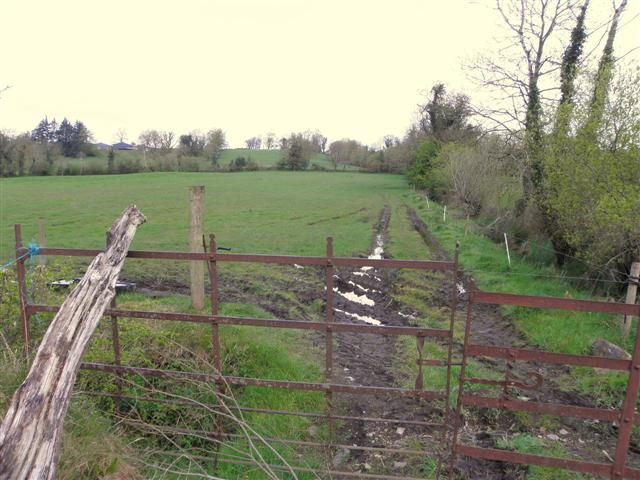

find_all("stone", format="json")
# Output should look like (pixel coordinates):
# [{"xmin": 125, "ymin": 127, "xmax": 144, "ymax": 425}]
[
  {"xmin": 592, "ymin": 339, "xmax": 631, "ymax": 359},
  {"xmin": 393, "ymin": 461, "xmax": 407, "ymax": 469},
  {"xmin": 592, "ymin": 339, "xmax": 631, "ymax": 375},
  {"xmin": 332, "ymin": 448, "xmax": 351, "ymax": 467}
]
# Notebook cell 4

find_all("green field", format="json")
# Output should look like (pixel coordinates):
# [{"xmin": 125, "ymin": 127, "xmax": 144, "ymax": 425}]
[{"xmin": 0, "ymin": 171, "xmax": 405, "ymax": 259}]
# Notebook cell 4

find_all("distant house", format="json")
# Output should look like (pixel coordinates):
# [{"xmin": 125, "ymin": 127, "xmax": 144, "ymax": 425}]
[
  {"xmin": 112, "ymin": 142, "xmax": 135, "ymax": 150},
  {"xmin": 94, "ymin": 142, "xmax": 111, "ymax": 151}
]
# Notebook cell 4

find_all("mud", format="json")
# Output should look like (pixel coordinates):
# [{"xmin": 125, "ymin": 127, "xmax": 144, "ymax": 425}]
[{"xmin": 327, "ymin": 205, "xmax": 448, "ymax": 475}]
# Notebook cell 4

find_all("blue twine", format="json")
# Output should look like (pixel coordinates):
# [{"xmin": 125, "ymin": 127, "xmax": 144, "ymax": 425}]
[
  {"xmin": 0, "ymin": 243, "xmax": 41, "ymax": 271},
  {"xmin": 27, "ymin": 242, "xmax": 41, "ymax": 257}
]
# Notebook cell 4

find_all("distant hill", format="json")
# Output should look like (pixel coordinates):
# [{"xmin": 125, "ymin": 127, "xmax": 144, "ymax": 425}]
[{"xmin": 41, "ymin": 147, "xmax": 354, "ymax": 176}]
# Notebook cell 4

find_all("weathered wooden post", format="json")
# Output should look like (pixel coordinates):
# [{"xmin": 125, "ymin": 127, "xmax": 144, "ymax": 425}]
[
  {"xmin": 0, "ymin": 205, "xmax": 145, "ymax": 480},
  {"xmin": 622, "ymin": 262, "xmax": 640, "ymax": 338},
  {"xmin": 189, "ymin": 186, "xmax": 205, "ymax": 310}
]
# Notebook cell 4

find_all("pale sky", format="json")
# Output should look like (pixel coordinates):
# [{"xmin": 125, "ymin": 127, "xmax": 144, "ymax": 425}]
[{"xmin": 1, "ymin": 0, "xmax": 638, "ymax": 148}]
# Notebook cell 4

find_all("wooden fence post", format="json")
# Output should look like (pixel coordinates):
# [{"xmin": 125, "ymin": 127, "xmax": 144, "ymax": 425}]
[
  {"xmin": 38, "ymin": 218, "xmax": 46, "ymax": 266},
  {"xmin": 189, "ymin": 186, "xmax": 205, "ymax": 310},
  {"xmin": 622, "ymin": 262, "xmax": 640, "ymax": 338}
]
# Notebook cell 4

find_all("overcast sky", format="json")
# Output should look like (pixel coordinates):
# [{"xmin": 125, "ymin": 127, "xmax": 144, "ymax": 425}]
[{"xmin": 1, "ymin": 0, "xmax": 638, "ymax": 148}]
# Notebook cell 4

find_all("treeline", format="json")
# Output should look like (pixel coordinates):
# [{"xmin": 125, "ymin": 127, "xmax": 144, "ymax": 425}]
[
  {"xmin": 401, "ymin": 0, "xmax": 639, "ymax": 285},
  {"xmin": 0, "ymin": 117, "xmax": 94, "ymax": 176}
]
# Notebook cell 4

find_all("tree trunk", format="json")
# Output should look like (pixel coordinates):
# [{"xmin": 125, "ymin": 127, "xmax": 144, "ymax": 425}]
[
  {"xmin": 583, "ymin": 0, "xmax": 627, "ymax": 135},
  {"xmin": 0, "ymin": 205, "xmax": 146, "ymax": 480}
]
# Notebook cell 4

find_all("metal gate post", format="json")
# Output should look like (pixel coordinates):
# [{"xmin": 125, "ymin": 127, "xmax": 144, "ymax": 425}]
[
  {"xmin": 448, "ymin": 289, "xmax": 475, "ymax": 477},
  {"xmin": 611, "ymin": 316, "xmax": 640, "ymax": 478},
  {"xmin": 14, "ymin": 224, "xmax": 30, "ymax": 355},
  {"xmin": 325, "ymin": 237, "xmax": 335, "ymax": 440}
]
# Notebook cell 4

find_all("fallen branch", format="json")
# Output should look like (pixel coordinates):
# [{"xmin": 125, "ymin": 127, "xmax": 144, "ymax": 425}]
[{"xmin": 0, "ymin": 205, "xmax": 146, "ymax": 480}]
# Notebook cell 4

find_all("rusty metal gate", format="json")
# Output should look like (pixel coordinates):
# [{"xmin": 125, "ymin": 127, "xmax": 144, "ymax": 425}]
[
  {"xmin": 11, "ymin": 224, "xmax": 640, "ymax": 478},
  {"xmin": 13, "ymin": 225, "xmax": 460, "ymax": 479},
  {"xmin": 452, "ymin": 290, "xmax": 640, "ymax": 479}
]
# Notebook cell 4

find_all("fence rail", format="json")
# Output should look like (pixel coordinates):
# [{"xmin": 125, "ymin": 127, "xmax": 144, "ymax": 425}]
[{"xmin": 13, "ymin": 223, "xmax": 640, "ymax": 479}]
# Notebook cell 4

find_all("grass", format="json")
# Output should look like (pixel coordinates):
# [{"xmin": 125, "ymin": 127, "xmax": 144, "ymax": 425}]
[
  {"xmin": 403, "ymin": 192, "xmax": 635, "ymax": 407},
  {"xmin": 76, "ymin": 294, "xmax": 326, "ymax": 478},
  {"xmin": 387, "ymin": 202, "xmax": 504, "ymax": 401},
  {"xmin": 217, "ymin": 148, "xmax": 337, "ymax": 170},
  {"xmin": 496, "ymin": 434, "xmax": 591, "ymax": 480},
  {"xmin": 1, "ymin": 171, "xmax": 404, "ymax": 257},
  {"xmin": 0, "ymin": 171, "xmax": 407, "ymax": 287}
]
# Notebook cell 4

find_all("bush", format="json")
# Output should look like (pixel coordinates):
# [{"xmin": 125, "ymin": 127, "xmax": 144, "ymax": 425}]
[
  {"xmin": 229, "ymin": 156, "xmax": 247, "ymax": 171},
  {"xmin": 407, "ymin": 140, "xmax": 447, "ymax": 197}
]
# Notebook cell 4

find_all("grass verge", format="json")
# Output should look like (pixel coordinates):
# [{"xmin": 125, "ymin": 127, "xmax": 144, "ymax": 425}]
[{"xmin": 403, "ymin": 192, "xmax": 634, "ymax": 407}]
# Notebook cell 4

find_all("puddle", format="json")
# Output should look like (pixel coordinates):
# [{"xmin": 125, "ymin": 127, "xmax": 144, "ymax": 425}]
[
  {"xmin": 347, "ymin": 280, "xmax": 379, "ymax": 293},
  {"xmin": 293, "ymin": 264, "xmax": 304, "ymax": 269},
  {"xmin": 361, "ymin": 234, "xmax": 384, "ymax": 271},
  {"xmin": 334, "ymin": 288, "xmax": 375, "ymax": 306},
  {"xmin": 457, "ymin": 282, "xmax": 466, "ymax": 295},
  {"xmin": 335, "ymin": 308, "xmax": 382, "ymax": 326},
  {"xmin": 398, "ymin": 312, "xmax": 416, "ymax": 320}
]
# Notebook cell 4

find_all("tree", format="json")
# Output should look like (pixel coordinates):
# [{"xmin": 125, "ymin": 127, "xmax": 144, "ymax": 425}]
[
  {"xmin": 72, "ymin": 120, "xmax": 91, "ymax": 154},
  {"xmin": 383, "ymin": 135, "xmax": 398, "ymax": 149},
  {"xmin": 115, "ymin": 128, "xmax": 128, "ymax": 143},
  {"xmin": 553, "ymin": 0, "xmax": 590, "ymax": 137},
  {"xmin": 542, "ymin": 23, "xmax": 637, "ymax": 276},
  {"xmin": 245, "ymin": 136, "xmax": 262, "ymax": 150},
  {"xmin": 468, "ymin": 0, "xmax": 580, "ymax": 202},
  {"xmin": 205, "ymin": 129, "xmax": 226, "ymax": 165},
  {"xmin": 328, "ymin": 139, "xmax": 368, "ymax": 170},
  {"xmin": 107, "ymin": 147, "xmax": 115, "ymax": 173},
  {"xmin": 265, "ymin": 133, "xmax": 276, "ymax": 150},
  {"xmin": 31, "ymin": 117, "xmax": 56, "ymax": 144},
  {"xmin": 418, "ymin": 83, "xmax": 476, "ymax": 143},
  {"xmin": 138, "ymin": 130, "xmax": 161, "ymax": 151},
  {"xmin": 52, "ymin": 118, "xmax": 90, "ymax": 157},
  {"xmin": 178, "ymin": 130, "xmax": 206, "ymax": 157},
  {"xmin": 406, "ymin": 140, "xmax": 442, "ymax": 193},
  {"xmin": 580, "ymin": 0, "xmax": 627, "ymax": 140},
  {"xmin": 309, "ymin": 130, "xmax": 328, "ymax": 153},
  {"xmin": 31, "ymin": 118, "xmax": 59, "ymax": 166},
  {"xmin": 540, "ymin": 0, "xmax": 630, "ymax": 266},
  {"xmin": 277, "ymin": 134, "xmax": 312, "ymax": 170},
  {"xmin": 56, "ymin": 118, "xmax": 74, "ymax": 156},
  {"xmin": 159, "ymin": 131, "xmax": 175, "ymax": 152}
]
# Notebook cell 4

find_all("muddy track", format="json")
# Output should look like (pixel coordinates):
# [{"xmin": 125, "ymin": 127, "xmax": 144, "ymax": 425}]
[
  {"xmin": 406, "ymin": 206, "xmax": 638, "ymax": 478},
  {"xmin": 326, "ymin": 205, "xmax": 446, "ymax": 474}
]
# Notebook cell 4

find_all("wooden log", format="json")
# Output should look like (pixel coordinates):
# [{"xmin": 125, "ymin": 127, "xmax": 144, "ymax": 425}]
[{"xmin": 0, "ymin": 205, "xmax": 146, "ymax": 480}]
